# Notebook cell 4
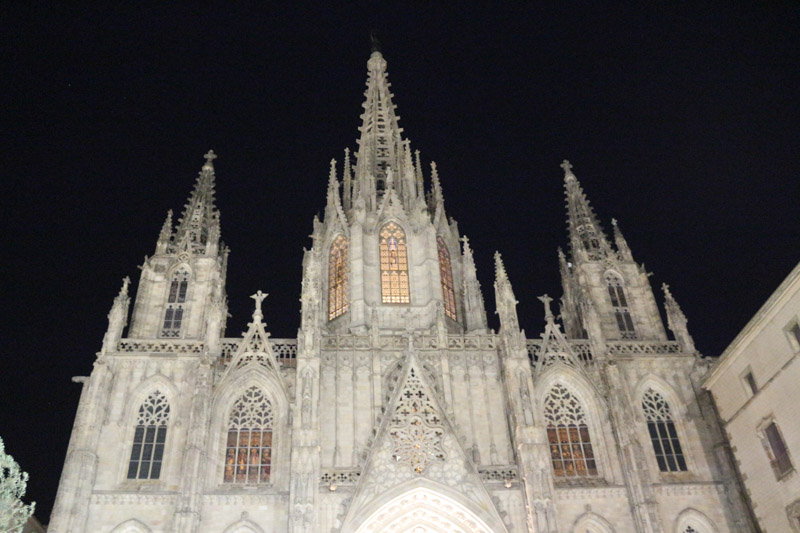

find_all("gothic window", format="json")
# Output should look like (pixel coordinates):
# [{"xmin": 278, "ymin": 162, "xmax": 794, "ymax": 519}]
[
  {"xmin": 605, "ymin": 273, "xmax": 635, "ymax": 339},
  {"xmin": 762, "ymin": 420, "xmax": 793, "ymax": 478},
  {"xmin": 224, "ymin": 386, "xmax": 273, "ymax": 484},
  {"xmin": 162, "ymin": 269, "xmax": 189, "ymax": 338},
  {"xmin": 641, "ymin": 388, "xmax": 687, "ymax": 472},
  {"xmin": 544, "ymin": 383, "xmax": 598, "ymax": 478},
  {"xmin": 328, "ymin": 235, "xmax": 349, "ymax": 320},
  {"xmin": 127, "ymin": 391, "xmax": 170, "ymax": 480},
  {"xmin": 437, "ymin": 237, "xmax": 456, "ymax": 320},
  {"xmin": 380, "ymin": 222, "xmax": 410, "ymax": 304}
]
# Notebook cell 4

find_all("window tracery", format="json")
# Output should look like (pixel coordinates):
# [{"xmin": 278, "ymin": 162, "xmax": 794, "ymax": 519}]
[
  {"xmin": 389, "ymin": 368, "xmax": 445, "ymax": 474},
  {"xmin": 224, "ymin": 386, "xmax": 273, "ymax": 484},
  {"xmin": 328, "ymin": 235, "xmax": 349, "ymax": 320},
  {"xmin": 642, "ymin": 388, "xmax": 687, "ymax": 472},
  {"xmin": 436, "ymin": 237, "xmax": 457, "ymax": 320},
  {"xmin": 162, "ymin": 269, "xmax": 189, "ymax": 338},
  {"xmin": 543, "ymin": 383, "xmax": 597, "ymax": 477},
  {"xmin": 127, "ymin": 390, "xmax": 170, "ymax": 480},
  {"xmin": 380, "ymin": 222, "xmax": 410, "ymax": 304},
  {"xmin": 605, "ymin": 273, "xmax": 635, "ymax": 339}
]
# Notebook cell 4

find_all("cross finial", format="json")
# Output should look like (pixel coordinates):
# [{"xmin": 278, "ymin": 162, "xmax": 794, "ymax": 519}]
[
  {"xmin": 251, "ymin": 290, "xmax": 268, "ymax": 319},
  {"xmin": 538, "ymin": 294, "xmax": 554, "ymax": 322},
  {"xmin": 460, "ymin": 235, "xmax": 470, "ymax": 246},
  {"xmin": 560, "ymin": 160, "xmax": 572, "ymax": 172},
  {"xmin": 204, "ymin": 150, "xmax": 217, "ymax": 164}
]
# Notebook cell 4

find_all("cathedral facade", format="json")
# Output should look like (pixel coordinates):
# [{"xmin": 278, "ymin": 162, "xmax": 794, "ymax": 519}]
[{"xmin": 50, "ymin": 51, "xmax": 756, "ymax": 533}]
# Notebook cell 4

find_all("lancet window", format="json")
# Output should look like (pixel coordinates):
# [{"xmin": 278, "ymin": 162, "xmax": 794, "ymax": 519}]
[
  {"xmin": 544, "ymin": 383, "xmax": 598, "ymax": 477},
  {"xmin": 642, "ymin": 388, "xmax": 687, "ymax": 472},
  {"xmin": 127, "ymin": 390, "xmax": 170, "ymax": 480},
  {"xmin": 224, "ymin": 386, "xmax": 273, "ymax": 484},
  {"xmin": 328, "ymin": 235, "xmax": 349, "ymax": 320},
  {"xmin": 162, "ymin": 269, "xmax": 189, "ymax": 338},
  {"xmin": 380, "ymin": 222, "xmax": 410, "ymax": 304},
  {"xmin": 437, "ymin": 237, "xmax": 457, "ymax": 320},
  {"xmin": 606, "ymin": 273, "xmax": 635, "ymax": 339}
]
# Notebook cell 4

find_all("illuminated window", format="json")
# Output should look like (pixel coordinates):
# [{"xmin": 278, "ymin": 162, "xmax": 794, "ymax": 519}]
[
  {"xmin": 606, "ymin": 273, "xmax": 635, "ymax": 339},
  {"xmin": 437, "ymin": 237, "xmax": 456, "ymax": 320},
  {"xmin": 544, "ymin": 383, "xmax": 598, "ymax": 477},
  {"xmin": 127, "ymin": 391, "xmax": 170, "ymax": 480},
  {"xmin": 328, "ymin": 235, "xmax": 349, "ymax": 320},
  {"xmin": 380, "ymin": 222, "xmax": 410, "ymax": 304},
  {"xmin": 162, "ymin": 269, "xmax": 189, "ymax": 338},
  {"xmin": 224, "ymin": 386, "xmax": 273, "ymax": 484},
  {"xmin": 642, "ymin": 388, "xmax": 687, "ymax": 472}
]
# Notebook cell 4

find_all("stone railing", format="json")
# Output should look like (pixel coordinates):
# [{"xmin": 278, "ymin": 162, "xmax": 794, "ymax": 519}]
[
  {"xmin": 320, "ymin": 334, "xmax": 498, "ymax": 351},
  {"xmin": 525, "ymin": 339, "xmax": 683, "ymax": 364},
  {"xmin": 320, "ymin": 468, "xmax": 361, "ymax": 485},
  {"xmin": 526, "ymin": 340, "xmax": 594, "ymax": 363},
  {"xmin": 478, "ymin": 465, "xmax": 519, "ymax": 483},
  {"xmin": 220, "ymin": 338, "xmax": 297, "ymax": 367}
]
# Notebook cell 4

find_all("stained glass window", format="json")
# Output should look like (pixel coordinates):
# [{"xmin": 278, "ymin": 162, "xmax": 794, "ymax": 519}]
[
  {"xmin": 224, "ymin": 386, "xmax": 273, "ymax": 484},
  {"xmin": 162, "ymin": 269, "xmax": 189, "ymax": 338},
  {"xmin": 328, "ymin": 235, "xmax": 349, "ymax": 320},
  {"xmin": 544, "ymin": 383, "xmax": 598, "ymax": 477},
  {"xmin": 642, "ymin": 388, "xmax": 687, "ymax": 472},
  {"xmin": 380, "ymin": 222, "xmax": 410, "ymax": 304},
  {"xmin": 436, "ymin": 237, "xmax": 457, "ymax": 320},
  {"xmin": 127, "ymin": 391, "xmax": 170, "ymax": 480},
  {"xmin": 606, "ymin": 273, "xmax": 635, "ymax": 339}
]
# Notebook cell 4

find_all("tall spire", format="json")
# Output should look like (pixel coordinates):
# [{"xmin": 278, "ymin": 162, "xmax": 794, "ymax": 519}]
[
  {"xmin": 562, "ymin": 160, "xmax": 612, "ymax": 261},
  {"xmin": 611, "ymin": 218, "xmax": 634, "ymax": 261},
  {"xmin": 662, "ymin": 284, "xmax": 696, "ymax": 353},
  {"xmin": 494, "ymin": 252, "xmax": 520, "ymax": 332},
  {"xmin": 461, "ymin": 236, "xmax": 488, "ymax": 332},
  {"xmin": 174, "ymin": 151, "xmax": 221, "ymax": 255},
  {"xmin": 354, "ymin": 50, "xmax": 405, "ymax": 201}
]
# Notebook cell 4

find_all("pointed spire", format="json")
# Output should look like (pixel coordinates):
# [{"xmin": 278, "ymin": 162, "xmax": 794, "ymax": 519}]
[
  {"xmin": 461, "ymin": 236, "xmax": 488, "ymax": 332},
  {"xmin": 102, "ymin": 276, "xmax": 131, "ymax": 354},
  {"xmin": 155, "ymin": 210, "xmax": 173, "ymax": 254},
  {"xmin": 175, "ymin": 151, "xmax": 221, "ymax": 255},
  {"xmin": 494, "ymin": 251, "xmax": 509, "ymax": 284},
  {"xmin": 611, "ymin": 218, "xmax": 634, "ymax": 261},
  {"xmin": 662, "ymin": 283, "xmax": 696, "ymax": 353},
  {"xmin": 343, "ymin": 148, "xmax": 352, "ymax": 210},
  {"xmin": 562, "ymin": 160, "xmax": 612, "ymax": 261},
  {"xmin": 494, "ymin": 251, "xmax": 520, "ymax": 333},
  {"xmin": 354, "ymin": 50, "xmax": 405, "ymax": 203},
  {"xmin": 414, "ymin": 149, "xmax": 424, "ymax": 198}
]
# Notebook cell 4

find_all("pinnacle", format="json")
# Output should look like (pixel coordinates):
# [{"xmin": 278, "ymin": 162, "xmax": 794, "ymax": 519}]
[{"xmin": 494, "ymin": 251, "xmax": 508, "ymax": 282}]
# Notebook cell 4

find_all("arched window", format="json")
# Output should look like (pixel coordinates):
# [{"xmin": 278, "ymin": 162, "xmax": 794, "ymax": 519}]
[
  {"xmin": 127, "ymin": 390, "xmax": 170, "ymax": 480},
  {"xmin": 544, "ymin": 383, "xmax": 598, "ymax": 477},
  {"xmin": 605, "ymin": 273, "xmax": 635, "ymax": 339},
  {"xmin": 437, "ymin": 237, "xmax": 457, "ymax": 320},
  {"xmin": 162, "ymin": 269, "xmax": 189, "ymax": 338},
  {"xmin": 328, "ymin": 235, "xmax": 349, "ymax": 320},
  {"xmin": 380, "ymin": 222, "xmax": 410, "ymax": 304},
  {"xmin": 224, "ymin": 386, "xmax": 273, "ymax": 484},
  {"xmin": 642, "ymin": 388, "xmax": 687, "ymax": 472}
]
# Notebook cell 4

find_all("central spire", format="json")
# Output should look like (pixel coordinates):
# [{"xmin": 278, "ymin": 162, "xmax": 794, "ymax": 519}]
[{"xmin": 355, "ymin": 50, "xmax": 405, "ymax": 198}]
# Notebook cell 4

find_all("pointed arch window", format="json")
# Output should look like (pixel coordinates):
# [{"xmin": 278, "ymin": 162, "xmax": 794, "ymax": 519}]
[
  {"xmin": 642, "ymin": 388, "xmax": 687, "ymax": 472},
  {"xmin": 380, "ymin": 222, "xmax": 410, "ymax": 304},
  {"xmin": 544, "ymin": 383, "xmax": 598, "ymax": 477},
  {"xmin": 127, "ymin": 390, "xmax": 170, "ymax": 480},
  {"xmin": 162, "ymin": 269, "xmax": 189, "ymax": 338},
  {"xmin": 437, "ymin": 237, "xmax": 457, "ymax": 320},
  {"xmin": 224, "ymin": 386, "xmax": 273, "ymax": 484},
  {"xmin": 328, "ymin": 235, "xmax": 349, "ymax": 320},
  {"xmin": 606, "ymin": 273, "xmax": 636, "ymax": 339}
]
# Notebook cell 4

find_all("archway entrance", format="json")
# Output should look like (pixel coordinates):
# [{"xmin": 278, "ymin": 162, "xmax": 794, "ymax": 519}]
[{"xmin": 353, "ymin": 486, "xmax": 499, "ymax": 533}]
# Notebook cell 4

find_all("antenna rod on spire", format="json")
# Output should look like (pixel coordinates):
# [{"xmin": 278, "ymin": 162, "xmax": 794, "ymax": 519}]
[{"xmin": 370, "ymin": 30, "xmax": 381, "ymax": 53}]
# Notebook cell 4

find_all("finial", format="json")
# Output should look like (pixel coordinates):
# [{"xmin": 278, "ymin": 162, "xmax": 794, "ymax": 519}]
[
  {"xmin": 251, "ymin": 290, "xmax": 268, "ymax": 320},
  {"xmin": 119, "ymin": 276, "xmax": 131, "ymax": 297},
  {"xmin": 538, "ymin": 294, "xmax": 554, "ymax": 322},
  {"xmin": 203, "ymin": 150, "xmax": 217, "ymax": 169},
  {"xmin": 561, "ymin": 159, "xmax": 575, "ymax": 181},
  {"xmin": 370, "ymin": 30, "xmax": 381, "ymax": 53},
  {"xmin": 329, "ymin": 158, "xmax": 338, "ymax": 185}
]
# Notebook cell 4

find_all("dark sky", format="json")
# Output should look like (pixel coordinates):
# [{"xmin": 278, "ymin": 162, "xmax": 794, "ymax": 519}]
[{"xmin": 3, "ymin": 3, "xmax": 799, "ymax": 522}]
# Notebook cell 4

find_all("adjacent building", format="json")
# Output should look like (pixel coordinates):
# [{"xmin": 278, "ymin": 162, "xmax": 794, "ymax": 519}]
[{"xmin": 704, "ymin": 262, "xmax": 800, "ymax": 532}]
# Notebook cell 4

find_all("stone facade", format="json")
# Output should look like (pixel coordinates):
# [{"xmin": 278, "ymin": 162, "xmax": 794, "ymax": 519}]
[
  {"xmin": 50, "ymin": 50, "xmax": 757, "ymax": 533},
  {"xmin": 704, "ymin": 262, "xmax": 800, "ymax": 533}
]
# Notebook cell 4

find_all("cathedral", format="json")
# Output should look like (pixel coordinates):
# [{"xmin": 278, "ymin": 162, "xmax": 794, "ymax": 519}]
[{"xmin": 50, "ymin": 50, "xmax": 757, "ymax": 533}]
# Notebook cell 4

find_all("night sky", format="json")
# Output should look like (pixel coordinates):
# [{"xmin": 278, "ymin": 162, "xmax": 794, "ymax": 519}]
[{"xmin": 3, "ymin": 4, "xmax": 799, "ymax": 522}]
